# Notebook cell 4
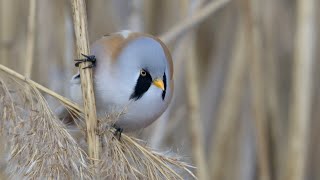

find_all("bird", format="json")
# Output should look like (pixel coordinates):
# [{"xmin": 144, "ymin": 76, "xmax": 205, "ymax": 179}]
[{"xmin": 68, "ymin": 30, "xmax": 174, "ymax": 132}]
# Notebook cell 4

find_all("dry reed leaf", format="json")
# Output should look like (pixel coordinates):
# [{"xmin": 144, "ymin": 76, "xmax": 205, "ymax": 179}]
[{"xmin": 0, "ymin": 68, "xmax": 195, "ymax": 179}]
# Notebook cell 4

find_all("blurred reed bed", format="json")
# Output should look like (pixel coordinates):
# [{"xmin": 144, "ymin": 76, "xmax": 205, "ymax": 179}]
[{"xmin": 0, "ymin": 0, "xmax": 319, "ymax": 179}]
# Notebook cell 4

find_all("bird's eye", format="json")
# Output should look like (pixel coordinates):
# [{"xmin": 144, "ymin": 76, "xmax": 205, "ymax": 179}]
[{"xmin": 140, "ymin": 69, "xmax": 147, "ymax": 76}]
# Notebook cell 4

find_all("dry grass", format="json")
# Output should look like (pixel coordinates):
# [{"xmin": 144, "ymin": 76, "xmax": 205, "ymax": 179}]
[
  {"xmin": 0, "ymin": 74, "xmax": 92, "ymax": 179},
  {"xmin": 0, "ymin": 65, "xmax": 195, "ymax": 179}
]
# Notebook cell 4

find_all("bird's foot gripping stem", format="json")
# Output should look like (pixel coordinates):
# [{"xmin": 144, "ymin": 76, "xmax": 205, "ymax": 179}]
[
  {"xmin": 74, "ymin": 53, "xmax": 96, "ymax": 69},
  {"xmin": 113, "ymin": 125, "xmax": 124, "ymax": 140}
]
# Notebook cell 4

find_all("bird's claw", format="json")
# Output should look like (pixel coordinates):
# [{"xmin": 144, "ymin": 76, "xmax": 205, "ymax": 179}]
[
  {"xmin": 74, "ymin": 53, "xmax": 96, "ymax": 69},
  {"xmin": 113, "ymin": 126, "xmax": 124, "ymax": 140}
]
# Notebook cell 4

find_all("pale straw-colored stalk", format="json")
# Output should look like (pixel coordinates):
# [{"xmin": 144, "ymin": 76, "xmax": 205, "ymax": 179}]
[
  {"xmin": 25, "ymin": 0, "xmax": 37, "ymax": 78},
  {"xmin": 241, "ymin": 0, "xmax": 271, "ymax": 179},
  {"xmin": 159, "ymin": 0, "xmax": 231, "ymax": 44},
  {"xmin": 209, "ymin": 20, "xmax": 248, "ymax": 180},
  {"xmin": 70, "ymin": 0, "xmax": 100, "ymax": 165},
  {"xmin": 285, "ymin": 0, "xmax": 316, "ymax": 179}
]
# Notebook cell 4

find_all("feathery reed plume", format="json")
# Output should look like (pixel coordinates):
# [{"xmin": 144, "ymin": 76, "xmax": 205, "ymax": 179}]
[
  {"xmin": 94, "ymin": 114, "xmax": 196, "ymax": 179},
  {"xmin": 0, "ymin": 65, "xmax": 196, "ymax": 179},
  {"xmin": 0, "ymin": 74, "xmax": 92, "ymax": 179}
]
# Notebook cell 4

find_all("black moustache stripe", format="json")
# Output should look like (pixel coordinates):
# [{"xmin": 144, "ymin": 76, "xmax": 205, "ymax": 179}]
[
  {"xmin": 162, "ymin": 72, "xmax": 167, "ymax": 100},
  {"xmin": 130, "ymin": 70, "xmax": 167, "ymax": 101},
  {"xmin": 130, "ymin": 70, "xmax": 152, "ymax": 101}
]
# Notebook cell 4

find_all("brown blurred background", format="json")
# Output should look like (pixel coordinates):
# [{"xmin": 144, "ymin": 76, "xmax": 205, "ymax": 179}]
[{"xmin": 1, "ymin": 0, "xmax": 320, "ymax": 179}]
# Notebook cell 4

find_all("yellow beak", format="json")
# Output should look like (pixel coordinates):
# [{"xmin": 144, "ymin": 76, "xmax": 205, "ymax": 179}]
[{"xmin": 153, "ymin": 79, "xmax": 165, "ymax": 91}]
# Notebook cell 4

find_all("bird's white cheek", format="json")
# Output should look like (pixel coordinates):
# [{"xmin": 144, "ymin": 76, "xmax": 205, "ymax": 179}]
[{"xmin": 126, "ymin": 86, "xmax": 167, "ymax": 125}]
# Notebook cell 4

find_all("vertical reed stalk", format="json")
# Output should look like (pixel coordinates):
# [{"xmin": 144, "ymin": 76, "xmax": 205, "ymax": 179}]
[
  {"xmin": 185, "ymin": 33, "xmax": 208, "ymax": 180},
  {"xmin": 70, "ymin": 0, "xmax": 100, "ymax": 164},
  {"xmin": 25, "ymin": 0, "xmax": 37, "ymax": 78},
  {"xmin": 0, "ymin": 0, "xmax": 13, "ymax": 66},
  {"xmin": 285, "ymin": 0, "xmax": 316, "ymax": 179},
  {"xmin": 129, "ymin": 0, "xmax": 144, "ymax": 31},
  {"xmin": 263, "ymin": 1, "xmax": 283, "ymax": 179},
  {"xmin": 184, "ymin": 1, "xmax": 209, "ymax": 179},
  {"xmin": 241, "ymin": 0, "xmax": 271, "ymax": 179},
  {"xmin": 209, "ymin": 21, "xmax": 247, "ymax": 180}
]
